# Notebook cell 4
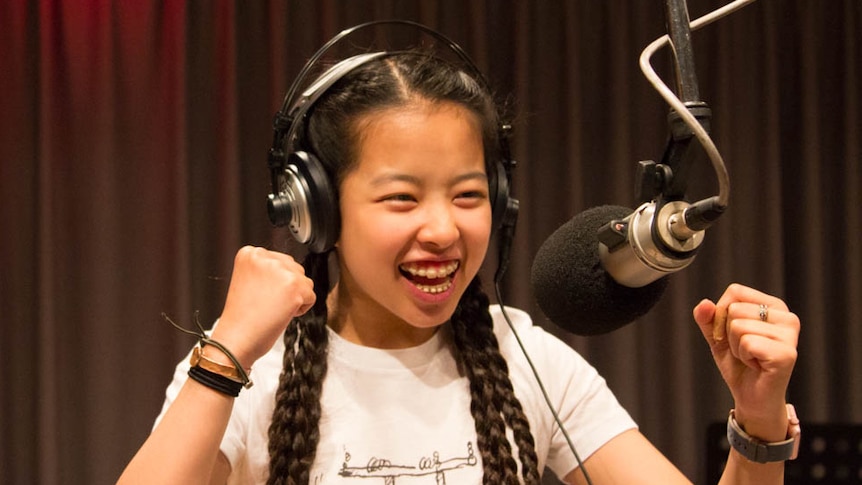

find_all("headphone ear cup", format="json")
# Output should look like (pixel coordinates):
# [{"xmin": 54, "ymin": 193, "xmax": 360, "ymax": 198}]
[
  {"xmin": 287, "ymin": 151, "xmax": 340, "ymax": 254},
  {"xmin": 489, "ymin": 157, "xmax": 520, "ymax": 283},
  {"xmin": 489, "ymin": 159, "xmax": 516, "ymax": 232}
]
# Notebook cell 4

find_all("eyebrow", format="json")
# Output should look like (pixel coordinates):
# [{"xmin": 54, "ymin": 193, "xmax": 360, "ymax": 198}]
[{"xmin": 369, "ymin": 170, "xmax": 488, "ymax": 187}]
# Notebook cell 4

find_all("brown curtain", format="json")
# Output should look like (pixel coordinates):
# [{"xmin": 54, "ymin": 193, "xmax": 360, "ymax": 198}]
[{"xmin": 1, "ymin": 1, "xmax": 859, "ymax": 483}]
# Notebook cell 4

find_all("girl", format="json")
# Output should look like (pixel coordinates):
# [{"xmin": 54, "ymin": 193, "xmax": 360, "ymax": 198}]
[{"xmin": 119, "ymin": 48, "xmax": 800, "ymax": 485}]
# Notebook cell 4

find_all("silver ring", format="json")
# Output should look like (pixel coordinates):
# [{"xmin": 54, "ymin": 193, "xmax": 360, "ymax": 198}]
[{"xmin": 758, "ymin": 304, "xmax": 769, "ymax": 322}]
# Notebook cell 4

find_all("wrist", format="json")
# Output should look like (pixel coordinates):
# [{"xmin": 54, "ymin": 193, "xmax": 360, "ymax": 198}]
[
  {"xmin": 209, "ymin": 321, "xmax": 258, "ymax": 370},
  {"xmin": 190, "ymin": 346, "xmax": 250, "ymax": 382},
  {"xmin": 732, "ymin": 403, "xmax": 789, "ymax": 442},
  {"xmin": 161, "ymin": 311, "xmax": 255, "ymax": 395},
  {"xmin": 189, "ymin": 325, "xmax": 256, "ymax": 391},
  {"xmin": 727, "ymin": 404, "xmax": 801, "ymax": 463}
]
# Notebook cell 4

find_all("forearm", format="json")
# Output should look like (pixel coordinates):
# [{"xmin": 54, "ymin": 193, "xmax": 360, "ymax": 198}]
[
  {"xmin": 117, "ymin": 379, "xmax": 234, "ymax": 485},
  {"xmin": 119, "ymin": 246, "xmax": 313, "ymax": 484},
  {"xmin": 718, "ymin": 449, "xmax": 784, "ymax": 485}
]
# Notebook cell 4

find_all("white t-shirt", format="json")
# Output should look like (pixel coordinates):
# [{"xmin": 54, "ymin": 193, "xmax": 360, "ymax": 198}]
[{"xmin": 156, "ymin": 306, "xmax": 636, "ymax": 484}]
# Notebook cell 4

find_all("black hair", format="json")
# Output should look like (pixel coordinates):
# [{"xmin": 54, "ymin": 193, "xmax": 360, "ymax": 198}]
[{"xmin": 266, "ymin": 51, "xmax": 539, "ymax": 485}]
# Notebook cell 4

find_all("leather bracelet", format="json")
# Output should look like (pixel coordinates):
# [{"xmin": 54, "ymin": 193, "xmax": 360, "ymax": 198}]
[
  {"xmin": 726, "ymin": 404, "xmax": 801, "ymax": 463},
  {"xmin": 188, "ymin": 366, "xmax": 243, "ymax": 397},
  {"xmin": 162, "ymin": 312, "xmax": 253, "ymax": 389},
  {"xmin": 190, "ymin": 345, "xmax": 245, "ymax": 382}
]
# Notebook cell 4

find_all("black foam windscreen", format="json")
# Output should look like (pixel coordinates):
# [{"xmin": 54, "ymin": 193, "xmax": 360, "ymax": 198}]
[{"xmin": 530, "ymin": 205, "xmax": 669, "ymax": 336}]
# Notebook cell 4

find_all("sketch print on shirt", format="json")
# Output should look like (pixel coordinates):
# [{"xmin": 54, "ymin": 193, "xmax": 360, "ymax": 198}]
[{"xmin": 337, "ymin": 441, "xmax": 478, "ymax": 484}]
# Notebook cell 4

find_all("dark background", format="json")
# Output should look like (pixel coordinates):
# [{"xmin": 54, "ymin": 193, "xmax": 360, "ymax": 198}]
[{"xmin": 2, "ymin": 1, "xmax": 860, "ymax": 483}]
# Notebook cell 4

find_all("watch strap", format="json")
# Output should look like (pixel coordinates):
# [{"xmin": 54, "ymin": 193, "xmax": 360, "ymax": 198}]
[{"xmin": 726, "ymin": 404, "xmax": 801, "ymax": 463}]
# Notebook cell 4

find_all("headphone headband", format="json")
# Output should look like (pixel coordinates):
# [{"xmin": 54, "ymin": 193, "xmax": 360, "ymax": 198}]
[
  {"xmin": 279, "ymin": 20, "xmax": 492, "ymax": 116},
  {"xmin": 280, "ymin": 52, "xmax": 389, "ymax": 159}
]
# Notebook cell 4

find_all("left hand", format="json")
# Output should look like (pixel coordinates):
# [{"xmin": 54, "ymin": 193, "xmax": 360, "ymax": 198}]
[{"xmin": 693, "ymin": 283, "xmax": 800, "ymax": 440}]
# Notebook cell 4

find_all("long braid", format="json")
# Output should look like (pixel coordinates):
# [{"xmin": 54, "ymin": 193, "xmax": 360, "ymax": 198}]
[
  {"xmin": 484, "ymin": 322, "xmax": 542, "ymax": 484},
  {"xmin": 453, "ymin": 317, "xmax": 519, "ymax": 484},
  {"xmin": 266, "ymin": 251, "xmax": 331, "ymax": 485},
  {"xmin": 451, "ymin": 278, "xmax": 541, "ymax": 484}
]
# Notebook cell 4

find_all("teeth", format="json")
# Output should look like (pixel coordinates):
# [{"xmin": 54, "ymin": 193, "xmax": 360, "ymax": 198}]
[
  {"xmin": 414, "ymin": 280, "xmax": 453, "ymax": 294},
  {"xmin": 400, "ymin": 261, "xmax": 459, "ymax": 294},
  {"xmin": 400, "ymin": 261, "xmax": 460, "ymax": 279}
]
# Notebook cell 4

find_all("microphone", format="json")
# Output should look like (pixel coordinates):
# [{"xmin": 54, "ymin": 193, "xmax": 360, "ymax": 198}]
[
  {"xmin": 529, "ymin": 0, "xmax": 741, "ymax": 336},
  {"xmin": 530, "ymin": 198, "xmax": 720, "ymax": 336}
]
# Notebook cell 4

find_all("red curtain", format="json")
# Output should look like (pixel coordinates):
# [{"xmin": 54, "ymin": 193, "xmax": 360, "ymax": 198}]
[{"xmin": 1, "ymin": 1, "xmax": 860, "ymax": 483}]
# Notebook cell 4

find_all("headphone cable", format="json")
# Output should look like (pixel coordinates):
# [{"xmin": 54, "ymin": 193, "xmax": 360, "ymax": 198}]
[{"xmin": 494, "ymin": 283, "xmax": 594, "ymax": 485}]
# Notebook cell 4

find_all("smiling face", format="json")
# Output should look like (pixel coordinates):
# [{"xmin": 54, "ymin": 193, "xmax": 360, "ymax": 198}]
[{"xmin": 330, "ymin": 100, "xmax": 492, "ymax": 348}]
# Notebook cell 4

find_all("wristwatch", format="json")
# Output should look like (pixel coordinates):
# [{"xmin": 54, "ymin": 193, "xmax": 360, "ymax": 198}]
[
  {"xmin": 189, "ymin": 345, "xmax": 243, "ymax": 382},
  {"xmin": 727, "ymin": 404, "xmax": 801, "ymax": 463}
]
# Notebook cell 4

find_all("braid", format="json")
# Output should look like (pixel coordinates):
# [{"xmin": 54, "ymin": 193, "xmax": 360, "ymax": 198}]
[
  {"xmin": 266, "ymin": 252, "xmax": 332, "ymax": 485},
  {"xmin": 451, "ymin": 278, "xmax": 541, "ymax": 484},
  {"xmin": 484, "ymin": 322, "xmax": 542, "ymax": 484}
]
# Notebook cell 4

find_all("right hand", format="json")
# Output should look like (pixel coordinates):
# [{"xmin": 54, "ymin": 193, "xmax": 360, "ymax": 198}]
[{"xmin": 210, "ymin": 246, "xmax": 317, "ymax": 369}]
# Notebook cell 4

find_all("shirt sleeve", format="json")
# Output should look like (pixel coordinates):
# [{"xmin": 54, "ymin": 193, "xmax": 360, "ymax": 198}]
[
  {"xmin": 491, "ymin": 305, "xmax": 637, "ymax": 480},
  {"xmin": 543, "ymin": 335, "xmax": 637, "ymax": 479}
]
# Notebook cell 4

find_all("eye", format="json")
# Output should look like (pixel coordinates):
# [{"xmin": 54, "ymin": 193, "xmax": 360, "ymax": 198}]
[
  {"xmin": 457, "ymin": 190, "xmax": 484, "ymax": 200},
  {"xmin": 386, "ymin": 193, "xmax": 416, "ymax": 202},
  {"xmin": 451, "ymin": 173, "xmax": 490, "ymax": 204},
  {"xmin": 454, "ymin": 188, "xmax": 488, "ymax": 207},
  {"xmin": 379, "ymin": 193, "xmax": 418, "ymax": 210}
]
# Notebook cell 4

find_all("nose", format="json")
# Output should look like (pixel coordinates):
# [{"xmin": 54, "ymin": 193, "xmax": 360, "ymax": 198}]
[{"xmin": 416, "ymin": 202, "xmax": 459, "ymax": 250}]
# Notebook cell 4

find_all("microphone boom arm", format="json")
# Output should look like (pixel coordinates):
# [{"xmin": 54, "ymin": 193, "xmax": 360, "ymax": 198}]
[
  {"xmin": 649, "ymin": 0, "xmax": 709, "ymax": 204},
  {"xmin": 597, "ymin": 0, "xmax": 759, "ymax": 287},
  {"xmin": 639, "ymin": 0, "xmax": 759, "ymax": 228}
]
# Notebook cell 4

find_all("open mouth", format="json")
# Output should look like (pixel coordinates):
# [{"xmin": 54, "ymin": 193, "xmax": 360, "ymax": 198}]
[{"xmin": 399, "ymin": 261, "xmax": 460, "ymax": 294}]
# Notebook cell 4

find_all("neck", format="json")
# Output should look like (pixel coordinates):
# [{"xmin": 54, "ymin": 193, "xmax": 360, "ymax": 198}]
[
  {"xmin": 326, "ymin": 283, "xmax": 442, "ymax": 349},
  {"xmin": 330, "ymin": 319, "xmax": 440, "ymax": 349}
]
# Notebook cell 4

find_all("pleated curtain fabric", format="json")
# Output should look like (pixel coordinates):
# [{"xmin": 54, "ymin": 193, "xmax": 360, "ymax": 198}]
[{"xmin": 1, "ymin": 1, "xmax": 859, "ymax": 483}]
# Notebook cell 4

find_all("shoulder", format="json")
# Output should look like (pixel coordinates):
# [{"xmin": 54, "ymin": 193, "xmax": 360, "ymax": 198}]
[
  {"xmin": 486, "ymin": 305, "xmax": 637, "ymax": 475},
  {"xmin": 488, "ymin": 304, "xmax": 538, "ymax": 346},
  {"xmin": 486, "ymin": 304, "xmax": 625, "ymax": 423},
  {"xmin": 489, "ymin": 305, "xmax": 583, "ymax": 364},
  {"xmin": 487, "ymin": 304, "xmax": 601, "ymax": 390}
]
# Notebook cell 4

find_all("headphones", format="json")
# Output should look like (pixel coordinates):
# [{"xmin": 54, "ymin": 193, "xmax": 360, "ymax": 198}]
[{"xmin": 266, "ymin": 20, "xmax": 519, "ymax": 256}]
